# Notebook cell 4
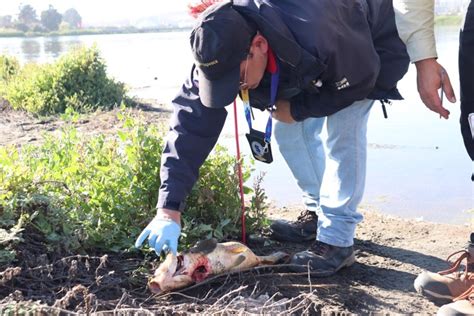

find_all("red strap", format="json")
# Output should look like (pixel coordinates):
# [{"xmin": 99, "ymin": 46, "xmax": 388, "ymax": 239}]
[
  {"xmin": 233, "ymin": 100, "xmax": 246, "ymax": 244},
  {"xmin": 266, "ymin": 47, "xmax": 277, "ymax": 74}
]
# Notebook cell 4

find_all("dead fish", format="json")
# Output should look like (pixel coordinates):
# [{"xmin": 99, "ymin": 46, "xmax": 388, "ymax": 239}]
[{"xmin": 148, "ymin": 238, "xmax": 288, "ymax": 294}]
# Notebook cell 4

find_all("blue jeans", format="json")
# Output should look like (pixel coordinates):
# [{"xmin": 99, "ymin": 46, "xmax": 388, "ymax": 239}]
[{"xmin": 274, "ymin": 99, "xmax": 374, "ymax": 247}]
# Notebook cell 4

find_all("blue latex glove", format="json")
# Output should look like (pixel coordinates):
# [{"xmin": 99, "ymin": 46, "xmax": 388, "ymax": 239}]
[{"xmin": 135, "ymin": 217, "xmax": 181, "ymax": 255}]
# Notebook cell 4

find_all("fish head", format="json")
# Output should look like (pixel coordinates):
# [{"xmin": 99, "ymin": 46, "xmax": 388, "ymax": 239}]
[
  {"xmin": 148, "ymin": 251, "xmax": 210, "ymax": 294},
  {"xmin": 148, "ymin": 252, "xmax": 193, "ymax": 294}
]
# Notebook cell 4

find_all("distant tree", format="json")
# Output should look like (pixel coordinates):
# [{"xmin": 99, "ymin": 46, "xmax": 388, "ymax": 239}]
[
  {"xmin": 0, "ymin": 15, "xmax": 13, "ymax": 28},
  {"xmin": 32, "ymin": 24, "xmax": 47, "ymax": 33},
  {"xmin": 59, "ymin": 21, "xmax": 70, "ymax": 31},
  {"xmin": 14, "ymin": 22, "xmax": 29, "ymax": 32},
  {"xmin": 41, "ymin": 5, "xmax": 62, "ymax": 31},
  {"xmin": 63, "ymin": 8, "xmax": 82, "ymax": 29},
  {"xmin": 18, "ymin": 4, "xmax": 37, "ymax": 25}
]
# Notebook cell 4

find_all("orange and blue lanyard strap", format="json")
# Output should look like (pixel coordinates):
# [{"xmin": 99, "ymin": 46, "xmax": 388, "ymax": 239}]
[{"xmin": 242, "ymin": 48, "xmax": 279, "ymax": 144}]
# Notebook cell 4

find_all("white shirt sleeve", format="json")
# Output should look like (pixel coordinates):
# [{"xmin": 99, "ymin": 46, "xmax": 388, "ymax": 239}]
[{"xmin": 393, "ymin": 0, "xmax": 438, "ymax": 62}]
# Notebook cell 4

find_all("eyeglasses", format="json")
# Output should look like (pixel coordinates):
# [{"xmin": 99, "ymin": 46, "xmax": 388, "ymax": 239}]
[{"xmin": 239, "ymin": 53, "xmax": 251, "ymax": 90}]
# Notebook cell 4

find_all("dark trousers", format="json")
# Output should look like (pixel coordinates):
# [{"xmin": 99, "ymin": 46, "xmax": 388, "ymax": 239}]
[{"xmin": 459, "ymin": 0, "xmax": 474, "ymax": 164}]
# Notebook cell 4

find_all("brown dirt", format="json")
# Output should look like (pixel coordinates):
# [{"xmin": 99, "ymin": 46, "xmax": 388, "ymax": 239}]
[
  {"xmin": 0, "ymin": 104, "xmax": 472, "ymax": 315},
  {"xmin": 0, "ymin": 98, "xmax": 171, "ymax": 147}
]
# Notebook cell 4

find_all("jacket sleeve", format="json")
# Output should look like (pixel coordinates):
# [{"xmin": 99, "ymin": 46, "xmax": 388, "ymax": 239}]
[
  {"xmin": 393, "ymin": 0, "xmax": 437, "ymax": 62},
  {"xmin": 157, "ymin": 65, "xmax": 228, "ymax": 212}
]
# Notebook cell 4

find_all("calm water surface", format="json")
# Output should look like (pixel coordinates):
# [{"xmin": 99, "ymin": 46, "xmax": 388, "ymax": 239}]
[{"xmin": 0, "ymin": 28, "xmax": 472, "ymax": 225}]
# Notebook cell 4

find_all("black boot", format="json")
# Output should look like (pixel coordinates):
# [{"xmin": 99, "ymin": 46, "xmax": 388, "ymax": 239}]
[
  {"xmin": 289, "ymin": 240, "xmax": 356, "ymax": 277},
  {"xmin": 270, "ymin": 210, "xmax": 318, "ymax": 243}
]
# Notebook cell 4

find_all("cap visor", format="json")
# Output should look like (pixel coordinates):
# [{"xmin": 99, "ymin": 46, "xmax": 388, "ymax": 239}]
[{"xmin": 198, "ymin": 64, "xmax": 240, "ymax": 108}]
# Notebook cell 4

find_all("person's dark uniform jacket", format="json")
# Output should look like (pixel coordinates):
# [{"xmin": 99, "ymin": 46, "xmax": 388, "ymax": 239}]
[
  {"xmin": 459, "ymin": 0, "xmax": 474, "ymax": 166},
  {"xmin": 157, "ymin": 0, "xmax": 410, "ymax": 212}
]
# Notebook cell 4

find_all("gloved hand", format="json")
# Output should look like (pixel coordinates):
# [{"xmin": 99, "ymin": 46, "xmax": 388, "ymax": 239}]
[{"xmin": 135, "ymin": 216, "xmax": 181, "ymax": 255}]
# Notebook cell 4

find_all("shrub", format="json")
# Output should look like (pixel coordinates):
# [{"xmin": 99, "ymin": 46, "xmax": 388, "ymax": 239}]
[
  {"xmin": 0, "ymin": 111, "xmax": 267, "ymax": 264},
  {"xmin": 184, "ymin": 146, "xmax": 250, "ymax": 245},
  {"xmin": 1, "ymin": 46, "xmax": 125, "ymax": 115},
  {"xmin": 0, "ymin": 28, "xmax": 24, "ymax": 37},
  {"xmin": 0, "ymin": 112, "xmax": 162, "ymax": 254},
  {"xmin": 0, "ymin": 55, "xmax": 20, "ymax": 82},
  {"xmin": 0, "ymin": 55, "xmax": 19, "ymax": 97}
]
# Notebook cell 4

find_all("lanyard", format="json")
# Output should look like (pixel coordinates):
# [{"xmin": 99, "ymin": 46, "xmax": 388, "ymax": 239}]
[{"xmin": 241, "ymin": 63, "xmax": 279, "ymax": 144}]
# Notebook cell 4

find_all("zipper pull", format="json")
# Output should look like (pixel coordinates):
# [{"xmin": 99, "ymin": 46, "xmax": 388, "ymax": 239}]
[{"xmin": 380, "ymin": 99, "xmax": 391, "ymax": 119}]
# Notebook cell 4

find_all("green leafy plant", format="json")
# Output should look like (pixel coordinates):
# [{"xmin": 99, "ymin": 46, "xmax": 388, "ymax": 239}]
[
  {"xmin": 0, "ymin": 111, "xmax": 270, "ymax": 261},
  {"xmin": 0, "ymin": 112, "xmax": 162, "ymax": 255},
  {"xmin": 182, "ymin": 146, "xmax": 257, "ymax": 247},
  {"xmin": 0, "ymin": 55, "xmax": 19, "ymax": 82},
  {"xmin": 0, "ymin": 46, "xmax": 125, "ymax": 115},
  {"xmin": 246, "ymin": 172, "xmax": 271, "ymax": 231}
]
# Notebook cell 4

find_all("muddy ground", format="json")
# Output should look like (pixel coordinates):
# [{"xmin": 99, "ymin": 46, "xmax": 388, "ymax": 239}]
[
  {"xmin": 0, "ymin": 98, "xmax": 171, "ymax": 147},
  {"xmin": 0, "ymin": 102, "xmax": 472, "ymax": 315}
]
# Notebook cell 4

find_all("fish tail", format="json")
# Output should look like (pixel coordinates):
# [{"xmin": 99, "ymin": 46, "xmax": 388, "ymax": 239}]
[{"xmin": 258, "ymin": 251, "xmax": 289, "ymax": 265}]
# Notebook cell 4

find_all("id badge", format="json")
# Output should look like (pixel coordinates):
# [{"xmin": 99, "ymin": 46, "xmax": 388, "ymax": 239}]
[{"xmin": 246, "ymin": 129, "xmax": 273, "ymax": 163}]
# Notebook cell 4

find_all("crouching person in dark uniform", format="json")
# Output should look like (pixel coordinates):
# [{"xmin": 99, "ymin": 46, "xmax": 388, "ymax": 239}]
[{"xmin": 135, "ymin": 0, "xmax": 410, "ymax": 276}]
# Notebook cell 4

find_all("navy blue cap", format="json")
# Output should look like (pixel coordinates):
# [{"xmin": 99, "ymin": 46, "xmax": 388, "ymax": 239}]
[{"xmin": 190, "ymin": 2, "xmax": 256, "ymax": 108}]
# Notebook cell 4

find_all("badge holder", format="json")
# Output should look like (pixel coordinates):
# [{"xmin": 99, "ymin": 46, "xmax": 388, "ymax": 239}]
[
  {"xmin": 241, "ymin": 89, "xmax": 274, "ymax": 164},
  {"xmin": 246, "ymin": 128, "xmax": 273, "ymax": 163},
  {"xmin": 240, "ymin": 54, "xmax": 279, "ymax": 164}
]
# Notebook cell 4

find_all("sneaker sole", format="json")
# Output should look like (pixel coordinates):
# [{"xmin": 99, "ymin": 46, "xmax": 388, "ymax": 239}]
[{"xmin": 413, "ymin": 276, "xmax": 453, "ymax": 305}]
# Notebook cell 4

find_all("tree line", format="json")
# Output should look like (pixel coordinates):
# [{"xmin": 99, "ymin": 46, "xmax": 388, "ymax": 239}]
[{"xmin": 0, "ymin": 4, "xmax": 82, "ymax": 33}]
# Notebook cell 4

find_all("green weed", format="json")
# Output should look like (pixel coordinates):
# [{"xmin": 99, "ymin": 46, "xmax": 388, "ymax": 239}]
[
  {"xmin": 0, "ymin": 46, "xmax": 125, "ymax": 115},
  {"xmin": 0, "ymin": 55, "xmax": 19, "ymax": 82},
  {"xmin": 0, "ymin": 111, "xmax": 269, "ymax": 264}
]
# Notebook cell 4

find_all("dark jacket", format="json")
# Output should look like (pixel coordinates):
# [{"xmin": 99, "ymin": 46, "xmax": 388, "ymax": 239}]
[
  {"xmin": 157, "ymin": 0, "xmax": 409, "ymax": 211},
  {"xmin": 459, "ymin": 0, "xmax": 474, "ymax": 163}
]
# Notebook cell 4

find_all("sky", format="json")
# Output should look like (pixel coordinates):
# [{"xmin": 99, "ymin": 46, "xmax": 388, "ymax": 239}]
[{"xmin": 0, "ymin": 0, "xmax": 194, "ymax": 26}]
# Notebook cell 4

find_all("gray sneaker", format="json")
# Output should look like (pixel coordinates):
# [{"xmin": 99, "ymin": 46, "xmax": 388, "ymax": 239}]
[
  {"xmin": 270, "ymin": 210, "xmax": 318, "ymax": 243},
  {"xmin": 414, "ymin": 237, "xmax": 474, "ymax": 305},
  {"xmin": 289, "ymin": 240, "xmax": 356, "ymax": 276}
]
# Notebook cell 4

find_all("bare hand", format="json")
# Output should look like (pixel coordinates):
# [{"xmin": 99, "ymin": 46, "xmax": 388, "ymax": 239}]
[
  {"xmin": 272, "ymin": 99, "xmax": 295, "ymax": 123},
  {"xmin": 414, "ymin": 58, "xmax": 456, "ymax": 119}
]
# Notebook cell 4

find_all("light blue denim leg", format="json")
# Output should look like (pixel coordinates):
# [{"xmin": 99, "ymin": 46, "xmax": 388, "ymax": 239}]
[
  {"xmin": 317, "ymin": 99, "xmax": 374, "ymax": 247},
  {"xmin": 274, "ymin": 117, "xmax": 326, "ymax": 213},
  {"xmin": 274, "ymin": 99, "xmax": 374, "ymax": 247}
]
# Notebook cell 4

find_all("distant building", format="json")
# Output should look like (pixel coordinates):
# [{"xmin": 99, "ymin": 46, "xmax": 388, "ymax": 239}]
[{"xmin": 435, "ymin": 0, "xmax": 470, "ymax": 15}]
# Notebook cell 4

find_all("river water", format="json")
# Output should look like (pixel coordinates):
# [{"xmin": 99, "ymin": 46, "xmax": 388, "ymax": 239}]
[{"xmin": 0, "ymin": 28, "xmax": 472, "ymax": 225}]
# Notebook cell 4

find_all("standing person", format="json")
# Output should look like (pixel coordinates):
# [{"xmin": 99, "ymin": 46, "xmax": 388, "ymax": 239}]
[
  {"xmin": 393, "ymin": 0, "xmax": 473, "ymax": 170},
  {"xmin": 135, "ymin": 0, "xmax": 410, "ymax": 276},
  {"xmin": 393, "ymin": 0, "xmax": 473, "ymax": 314}
]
